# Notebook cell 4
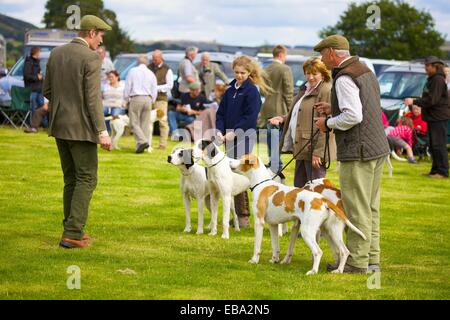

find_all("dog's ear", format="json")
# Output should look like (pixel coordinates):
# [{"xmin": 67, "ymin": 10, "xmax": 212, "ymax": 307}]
[
  {"xmin": 183, "ymin": 149, "xmax": 194, "ymax": 169},
  {"xmin": 200, "ymin": 140, "xmax": 212, "ymax": 151},
  {"xmin": 207, "ymin": 143, "xmax": 218, "ymax": 158}
]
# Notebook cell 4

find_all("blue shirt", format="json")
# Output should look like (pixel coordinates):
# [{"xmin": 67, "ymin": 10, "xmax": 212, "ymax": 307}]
[{"xmin": 216, "ymin": 79, "xmax": 262, "ymax": 134}]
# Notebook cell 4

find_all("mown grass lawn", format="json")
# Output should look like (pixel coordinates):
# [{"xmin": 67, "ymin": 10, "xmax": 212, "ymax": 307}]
[{"xmin": 0, "ymin": 127, "xmax": 449, "ymax": 300}]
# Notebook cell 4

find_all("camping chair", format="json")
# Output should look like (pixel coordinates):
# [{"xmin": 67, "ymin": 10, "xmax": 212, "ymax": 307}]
[{"xmin": 9, "ymin": 86, "xmax": 32, "ymax": 129}]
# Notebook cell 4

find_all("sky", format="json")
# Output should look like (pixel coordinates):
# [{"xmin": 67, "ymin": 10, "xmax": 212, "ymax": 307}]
[{"xmin": 0, "ymin": 0, "xmax": 449, "ymax": 46}]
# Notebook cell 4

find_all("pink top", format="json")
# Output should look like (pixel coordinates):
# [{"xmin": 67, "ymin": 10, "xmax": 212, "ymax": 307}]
[
  {"xmin": 381, "ymin": 112, "xmax": 389, "ymax": 128},
  {"xmin": 387, "ymin": 125, "xmax": 413, "ymax": 147}
]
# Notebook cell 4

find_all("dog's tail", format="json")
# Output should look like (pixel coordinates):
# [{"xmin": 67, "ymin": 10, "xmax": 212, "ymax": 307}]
[{"xmin": 323, "ymin": 199, "xmax": 367, "ymax": 240}]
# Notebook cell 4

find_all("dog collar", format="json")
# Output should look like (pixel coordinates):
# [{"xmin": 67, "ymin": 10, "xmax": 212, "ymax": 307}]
[
  {"xmin": 250, "ymin": 179, "xmax": 272, "ymax": 192},
  {"xmin": 207, "ymin": 155, "xmax": 226, "ymax": 169}
]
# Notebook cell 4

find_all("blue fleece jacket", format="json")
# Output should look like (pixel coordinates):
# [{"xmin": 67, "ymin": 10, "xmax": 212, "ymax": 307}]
[{"xmin": 216, "ymin": 79, "xmax": 262, "ymax": 134}]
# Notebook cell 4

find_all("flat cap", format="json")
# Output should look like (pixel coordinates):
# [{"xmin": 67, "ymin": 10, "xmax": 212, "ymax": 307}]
[
  {"xmin": 79, "ymin": 15, "xmax": 112, "ymax": 31},
  {"xmin": 424, "ymin": 56, "xmax": 444, "ymax": 65},
  {"xmin": 314, "ymin": 34, "xmax": 349, "ymax": 52},
  {"xmin": 189, "ymin": 82, "xmax": 201, "ymax": 90}
]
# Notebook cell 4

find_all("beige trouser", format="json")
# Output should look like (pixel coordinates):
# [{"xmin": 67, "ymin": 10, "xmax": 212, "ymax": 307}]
[
  {"xmin": 339, "ymin": 156, "xmax": 386, "ymax": 268},
  {"xmin": 129, "ymin": 96, "xmax": 152, "ymax": 147},
  {"xmin": 154, "ymin": 100, "xmax": 169, "ymax": 147}
]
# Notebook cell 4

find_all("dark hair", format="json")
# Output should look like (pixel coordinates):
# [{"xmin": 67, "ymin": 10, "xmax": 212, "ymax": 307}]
[
  {"xmin": 107, "ymin": 70, "xmax": 120, "ymax": 78},
  {"xmin": 30, "ymin": 46, "xmax": 40, "ymax": 57}
]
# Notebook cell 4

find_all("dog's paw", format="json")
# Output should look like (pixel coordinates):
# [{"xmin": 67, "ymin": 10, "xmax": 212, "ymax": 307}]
[
  {"xmin": 331, "ymin": 269, "xmax": 343, "ymax": 274},
  {"xmin": 248, "ymin": 258, "xmax": 259, "ymax": 264},
  {"xmin": 147, "ymin": 147, "xmax": 153, "ymax": 153},
  {"xmin": 280, "ymin": 256, "xmax": 292, "ymax": 265},
  {"xmin": 206, "ymin": 223, "xmax": 212, "ymax": 230},
  {"xmin": 221, "ymin": 233, "xmax": 229, "ymax": 240},
  {"xmin": 269, "ymin": 257, "xmax": 280, "ymax": 264},
  {"xmin": 183, "ymin": 227, "xmax": 192, "ymax": 233},
  {"xmin": 234, "ymin": 226, "xmax": 240, "ymax": 232},
  {"xmin": 196, "ymin": 229, "xmax": 204, "ymax": 235},
  {"xmin": 208, "ymin": 230, "xmax": 217, "ymax": 236},
  {"xmin": 306, "ymin": 269, "xmax": 318, "ymax": 276}
]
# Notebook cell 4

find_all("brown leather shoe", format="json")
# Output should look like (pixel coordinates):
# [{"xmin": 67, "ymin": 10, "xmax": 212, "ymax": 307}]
[
  {"xmin": 59, "ymin": 238, "xmax": 89, "ymax": 249},
  {"xmin": 82, "ymin": 234, "xmax": 91, "ymax": 241}
]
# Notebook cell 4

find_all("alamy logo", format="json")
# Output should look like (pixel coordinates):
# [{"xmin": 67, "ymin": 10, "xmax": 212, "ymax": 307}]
[
  {"xmin": 366, "ymin": 4, "xmax": 381, "ymax": 30},
  {"xmin": 66, "ymin": 5, "xmax": 81, "ymax": 30},
  {"xmin": 367, "ymin": 271, "xmax": 381, "ymax": 290},
  {"xmin": 66, "ymin": 265, "xmax": 81, "ymax": 290}
]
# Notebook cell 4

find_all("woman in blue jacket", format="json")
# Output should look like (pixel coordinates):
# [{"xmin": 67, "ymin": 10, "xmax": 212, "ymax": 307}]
[{"xmin": 216, "ymin": 55, "xmax": 272, "ymax": 227}]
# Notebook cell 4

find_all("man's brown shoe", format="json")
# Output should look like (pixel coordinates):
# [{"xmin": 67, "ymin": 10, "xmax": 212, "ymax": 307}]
[
  {"xmin": 158, "ymin": 145, "xmax": 166, "ymax": 150},
  {"xmin": 82, "ymin": 234, "xmax": 92, "ymax": 241},
  {"xmin": 59, "ymin": 238, "xmax": 89, "ymax": 249}
]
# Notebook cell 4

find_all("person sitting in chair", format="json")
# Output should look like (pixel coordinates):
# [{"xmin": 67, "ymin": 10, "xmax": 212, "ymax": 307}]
[{"xmin": 168, "ymin": 82, "xmax": 211, "ymax": 136}]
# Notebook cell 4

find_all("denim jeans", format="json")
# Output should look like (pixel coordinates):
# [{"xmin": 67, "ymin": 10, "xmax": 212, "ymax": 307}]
[
  {"xmin": 168, "ymin": 111, "xmax": 196, "ymax": 135},
  {"xmin": 29, "ymin": 92, "xmax": 45, "ymax": 125},
  {"xmin": 103, "ymin": 107, "xmax": 126, "ymax": 133},
  {"xmin": 266, "ymin": 122, "xmax": 283, "ymax": 172}
]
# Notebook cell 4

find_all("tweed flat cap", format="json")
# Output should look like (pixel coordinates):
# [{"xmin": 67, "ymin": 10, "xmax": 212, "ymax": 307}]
[
  {"xmin": 79, "ymin": 15, "xmax": 112, "ymax": 31},
  {"xmin": 314, "ymin": 35, "xmax": 349, "ymax": 52}
]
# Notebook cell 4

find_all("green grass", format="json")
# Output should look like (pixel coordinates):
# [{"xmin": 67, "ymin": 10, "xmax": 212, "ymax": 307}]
[{"xmin": 0, "ymin": 127, "xmax": 449, "ymax": 300}]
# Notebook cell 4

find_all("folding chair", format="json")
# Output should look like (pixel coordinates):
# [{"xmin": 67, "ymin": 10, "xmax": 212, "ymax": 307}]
[{"xmin": 9, "ymin": 86, "xmax": 32, "ymax": 129}]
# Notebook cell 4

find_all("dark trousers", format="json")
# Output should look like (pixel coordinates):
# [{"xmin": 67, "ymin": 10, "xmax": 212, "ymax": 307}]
[
  {"xmin": 294, "ymin": 160, "xmax": 326, "ymax": 188},
  {"xmin": 428, "ymin": 120, "xmax": 449, "ymax": 177},
  {"xmin": 56, "ymin": 139, "xmax": 98, "ymax": 239}
]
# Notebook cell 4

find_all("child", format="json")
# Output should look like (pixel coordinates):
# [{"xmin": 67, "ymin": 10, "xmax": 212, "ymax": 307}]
[{"xmin": 387, "ymin": 116, "xmax": 417, "ymax": 163}]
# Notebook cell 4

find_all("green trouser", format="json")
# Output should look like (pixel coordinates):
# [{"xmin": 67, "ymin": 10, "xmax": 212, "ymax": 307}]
[
  {"xmin": 339, "ymin": 156, "xmax": 386, "ymax": 268},
  {"xmin": 56, "ymin": 139, "xmax": 98, "ymax": 240}
]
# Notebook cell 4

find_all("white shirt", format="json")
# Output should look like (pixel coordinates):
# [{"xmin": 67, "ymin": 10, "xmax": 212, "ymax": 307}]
[
  {"xmin": 124, "ymin": 63, "xmax": 158, "ymax": 103},
  {"xmin": 327, "ymin": 57, "xmax": 363, "ymax": 131},
  {"xmin": 156, "ymin": 64, "xmax": 174, "ymax": 93},
  {"xmin": 289, "ymin": 81, "xmax": 321, "ymax": 143}
]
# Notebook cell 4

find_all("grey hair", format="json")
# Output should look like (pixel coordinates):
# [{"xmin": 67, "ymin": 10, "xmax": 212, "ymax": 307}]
[
  {"xmin": 137, "ymin": 54, "xmax": 148, "ymax": 65},
  {"xmin": 201, "ymin": 52, "xmax": 210, "ymax": 59},
  {"xmin": 186, "ymin": 46, "xmax": 198, "ymax": 55},
  {"xmin": 335, "ymin": 49, "xmax": 350, "ymax": 58}
]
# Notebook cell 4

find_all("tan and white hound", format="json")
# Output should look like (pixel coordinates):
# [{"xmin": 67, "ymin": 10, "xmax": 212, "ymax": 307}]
[{"xmin": 230, "ymin": 154, "xmax": 366, "ymax": 275}]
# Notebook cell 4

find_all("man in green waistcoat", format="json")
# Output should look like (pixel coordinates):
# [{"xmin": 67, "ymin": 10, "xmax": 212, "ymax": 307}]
[
  {"xmin": 314, "ymin": 35, "xmax": 390, "ymax": 273},
  {"xmin": 43, "ymin": 15, "xmax": 112, "ymax": 249}
]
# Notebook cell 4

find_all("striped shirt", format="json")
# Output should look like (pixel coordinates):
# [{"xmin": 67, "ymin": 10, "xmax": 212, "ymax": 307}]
[{"xmin": 102, "ymin": 81, "xmax": 126, "ymax": 109}]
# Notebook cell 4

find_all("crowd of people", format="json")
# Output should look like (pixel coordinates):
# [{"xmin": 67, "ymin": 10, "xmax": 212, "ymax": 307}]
[{"xmin": 22, "ymin": 14, "xmax": 449, "ymax": 274}]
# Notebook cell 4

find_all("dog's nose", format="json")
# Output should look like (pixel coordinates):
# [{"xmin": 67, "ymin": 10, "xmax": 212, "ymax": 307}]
[{"xmin": 167, "ymin": 156, "xmax": 172, "ymax": 163}]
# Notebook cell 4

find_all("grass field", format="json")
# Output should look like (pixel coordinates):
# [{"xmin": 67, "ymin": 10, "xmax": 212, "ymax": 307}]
[{"xmin": 0, "ymin": 127, "xmax": 449, "ymax": 300}]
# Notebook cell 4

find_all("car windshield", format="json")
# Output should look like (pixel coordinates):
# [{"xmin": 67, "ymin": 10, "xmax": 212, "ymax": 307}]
[
  {"xmin": 286, "ymin": 61, "xmax": 306, "ymax": 87},
  {"xmin": 373, "ymin": 64, "xmax": 393, "ymax": 76},
  {"xmin": 9, "ymin": 57, "xmax": 49, "ymax": 78},
  {"xmin": 113, "ymin": 57, "xmax": 138, "ymax": 74},
  {"xmin": 378, "ymin": 71, "xmax": 427, "ymax": 99}
]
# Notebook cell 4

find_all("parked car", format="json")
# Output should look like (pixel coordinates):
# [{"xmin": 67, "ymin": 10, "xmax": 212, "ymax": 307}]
[
  {"xmin": 0, "ymin": 51, "xmax": 50, "ymax": 107},
  {"xmin": 377, "ymin": 63, "xmax": 427, "ymax": 125},
  {"xmin": 371, "ymin": 59, "xmax": 408, "ymax": 76}
]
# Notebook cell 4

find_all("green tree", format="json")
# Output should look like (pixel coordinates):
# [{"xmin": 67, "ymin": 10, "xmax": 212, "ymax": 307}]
[
  {"xmin": 43, "ymin": 0, "xmax": 133, "ymax": 58},
  {"xmin": 319, "ymin": 0, "xmax": 446, "ymax": 60}
]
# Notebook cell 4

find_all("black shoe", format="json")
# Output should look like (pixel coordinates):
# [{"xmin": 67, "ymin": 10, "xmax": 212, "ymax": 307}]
[
  {"xmin": 327, "ymin": 262, "xmax": 367, "ymax": 274},
  {"xmin": 136, "ymin": 143, "xmax": 149, "ymax": 154}
]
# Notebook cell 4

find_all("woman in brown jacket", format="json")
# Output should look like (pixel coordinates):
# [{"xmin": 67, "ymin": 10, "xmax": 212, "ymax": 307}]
[{"xmin": 268, "ymin": 57, "xmax": 335, "ymax": 187}]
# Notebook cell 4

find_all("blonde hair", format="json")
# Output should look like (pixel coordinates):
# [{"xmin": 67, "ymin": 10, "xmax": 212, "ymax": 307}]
[
  {"xmin": 303, "ymin": 57, "xmax": 331, "ymax": 82},
  {"xmin": 232, "ymin": 55, "xmax": 273, "ymax": 96}
]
